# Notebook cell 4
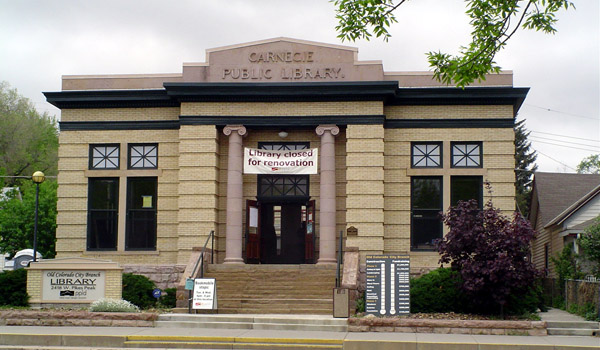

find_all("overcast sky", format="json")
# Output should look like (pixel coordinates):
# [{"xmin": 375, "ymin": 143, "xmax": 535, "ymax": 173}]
[{"xmin": 1, "ymin": 0, "xmax": 598, "ymax": 173}]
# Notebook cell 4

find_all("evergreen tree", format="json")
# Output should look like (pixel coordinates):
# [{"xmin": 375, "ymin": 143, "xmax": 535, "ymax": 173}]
[{"xmin": 514, "ymin": 120, "xmax": 537, "ymax": 217}]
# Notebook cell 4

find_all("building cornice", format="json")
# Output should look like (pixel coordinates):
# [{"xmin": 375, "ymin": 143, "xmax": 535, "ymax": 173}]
[{"xmin": 45, "ymin": 83, "xmax": 528, "ymax": 115}]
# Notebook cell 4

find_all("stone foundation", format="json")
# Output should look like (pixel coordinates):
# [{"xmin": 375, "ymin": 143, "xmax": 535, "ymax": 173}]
[
  {"xmin": 0, "ymin": 310, "xmax": 157, "ymax": 327},
  {"xmin": 122, "ymin": 264, "xmax": 186, "ymax": 290},
  {"xmin": 348, "ymin": 316, "xmax": 547, "ymax": 335}
]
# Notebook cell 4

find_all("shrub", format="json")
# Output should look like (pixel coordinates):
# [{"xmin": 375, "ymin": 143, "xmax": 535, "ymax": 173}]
[
  {"xmin": 159, "ymin": 287, "xmax": 177, "ymax": 308},
  {"xmin": 438, "ymin": 198, "xmax": 541, "ymax": 315},
  {"xmin": 505, "ymin": 282, "xmax": 546, "ymax": 315},
  {"xmin": 355, "ymin": 292, "xmax": 365, "ymax": 314},
  {"xmin": 551, "ymin": 245, "xmax": 583, "ymax": 284},
  {"xmin": 122, "ymin": 273, "xmax": 156, "ymax": 309},
  {"xmin": 89, "ymin": 298, "xmax": 139, "ymax": 312},
  {"xmin": 578, "ymin": 217, "xmax": 600, "ymax": 277},
  {"xmin": 410, "ymin": 268, "xmax": 465, "ymax": 313},
  {"xmin": 0, "ymin": 269, "xmax": 29, "ymax": 307}
]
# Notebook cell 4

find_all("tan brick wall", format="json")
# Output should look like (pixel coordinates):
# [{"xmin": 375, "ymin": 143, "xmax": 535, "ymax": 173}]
[
  {"xmin": 385, "ymin": 105, "xmax": 513, "ymax": 120},
  {"xmin": 383, "ymin": 126, "xmax": 515, "ymax": 272},
  {"xmin": 26, "ymin": 269, "xmax": 43, "ymax": 304},
  {"xmin": 105, "ymin": 270, "xmax": 123, "ymax": 299},
  {"xmin": 56, "ymin": 128, "xmax": 179, "ymax": 266},
  {"xmin": 346, "ymin": 124, "xmax": 385, "ymax": 256},
  {"xmin": 55, "ymin": 101, "xmax": 516, "ymax": 274},
  {"xmin": 61, "ymin": 108, "xmax": 180, "ymax": 122},
  {"xmin": 181, "ymin": 101, "xmax": 382, "ymax": 116},
  {"xmin": 177, "ymin": 124, "xmax": 220, "ymax": 265}
]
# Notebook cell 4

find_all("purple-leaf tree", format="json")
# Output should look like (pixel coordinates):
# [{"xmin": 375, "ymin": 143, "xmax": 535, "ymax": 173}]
[{"xmin": 437, "ymin": 199, "xmax": 540, "ymax": 314}]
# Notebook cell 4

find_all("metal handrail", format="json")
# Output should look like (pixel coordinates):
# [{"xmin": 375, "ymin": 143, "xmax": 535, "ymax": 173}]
[
  {"xmin": 188, "ymin": 230, "xmax": 214, "ymax": 314},
  {"xmin": 190, "ymin": 230, "xmax": 215, "ymax": 279}
]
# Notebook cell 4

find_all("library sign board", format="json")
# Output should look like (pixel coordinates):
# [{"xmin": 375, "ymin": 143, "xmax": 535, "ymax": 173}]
[
  {"xmin": 365, "ymin": 255, "xmax": 410, "ymax": 316},
  {"xmin": 26, "ymin": 257, "xmax": 122, "ymax": 308}
]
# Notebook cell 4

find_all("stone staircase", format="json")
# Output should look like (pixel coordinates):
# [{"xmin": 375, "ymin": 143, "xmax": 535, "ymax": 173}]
[
  {"xmin": 546, "ymin": 320, "xmax": 600, "ymax": 336},
  {"xmin": 155, "ymin": 313, "xmax": 348, "ymax": 332},
  {"xmin": 187, "ymin": 264, "xmax": 337, "ymax": 315}
]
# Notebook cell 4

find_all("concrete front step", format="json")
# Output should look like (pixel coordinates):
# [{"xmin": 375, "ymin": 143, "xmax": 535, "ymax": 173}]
[
  {"xmin": 546, "ymin": 320, "xmax": 600, "ymax": 336},
  {"xmin": 201, "ymin": 264, "xmax": 338, "ymax": 315},
  {"xmin": 155, "ymin": 314, "xmax": 348, "ymax": 332},
  {"xmin": 547, "ymin": 328, "xmax": 599, "ymax": 336},
  {"xmin": 545, "ymin": 321, "xmax": 600, "ymax": 329}
]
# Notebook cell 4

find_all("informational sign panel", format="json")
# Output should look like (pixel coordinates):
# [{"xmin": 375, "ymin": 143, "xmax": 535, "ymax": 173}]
[
  {"xmin": 365, "ymin": 255, "xmax": 410, "ymax": 316},
  {"xmin": 243, "ymin": 148, "xmax": 318, "ymax": 174},
  {"xmin": 192, "ymin": 278, "xmax": 217, "ymax": 310},
  {"xmin": 42, "ymin": 270, "xmax": 105, "ymax": 301}
]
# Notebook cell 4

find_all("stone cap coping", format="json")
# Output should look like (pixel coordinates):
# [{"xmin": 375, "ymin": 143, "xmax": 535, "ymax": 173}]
[{"xmin": 26, "ymin": 257, "xmax": 122, "ymax": 270}]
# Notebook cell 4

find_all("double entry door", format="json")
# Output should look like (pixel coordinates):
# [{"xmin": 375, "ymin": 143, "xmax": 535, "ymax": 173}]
[{"xmin": 245, "ymin": 199, "xmax": 315, "ymax": 264}]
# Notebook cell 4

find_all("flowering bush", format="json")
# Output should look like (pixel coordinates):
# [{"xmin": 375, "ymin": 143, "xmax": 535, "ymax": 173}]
[{"xmin": 89, "ymin": 298, "xmax": 140, "ymax": 312}]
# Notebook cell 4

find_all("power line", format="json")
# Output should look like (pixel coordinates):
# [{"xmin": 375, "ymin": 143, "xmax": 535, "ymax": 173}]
[
  {"xmin": 530, "ymin": 130, "xmax": 600, "ymax": 143},
  {"xmin": 529, "ymin": 136, "xmax": 600, "ymax": 149},
  {"xmin": 524, "ymin": 104, "xmax": 599, "ymax": 121},
  {"xmin": 532, "ymin": 148, "xmax": 577, "ymax": 172},
  {"xmin": 530, "ymin": 139, "xmax": 599, "ymax": 153}
]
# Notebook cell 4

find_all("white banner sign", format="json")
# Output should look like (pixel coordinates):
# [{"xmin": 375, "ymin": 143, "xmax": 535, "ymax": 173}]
[{"xmin": 244, "ymin": 148, "xmax": 318, "ymax": 174}]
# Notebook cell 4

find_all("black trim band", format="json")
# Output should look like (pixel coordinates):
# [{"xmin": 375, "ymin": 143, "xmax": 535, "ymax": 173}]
[
  {"xmin": 165, "ymin": 81, "xmax": 399, "ymax": 102},
  {"xmin": 179, "ymin": 115, "xmax": 385, "ymax": 127},
  {"xmin": 385, "ymin": 118, "xmax": 515, "ymax": 128},
  {"xmin": 60, "ymin": 117, "xmax": 514, "ymax": 131},
  {"xmin": 44, "ymin": 90, "xmax": 176, "ymax": 109},
  {"xmin": 60, "ymin": 120, "xmax": 180, "ymax": 131}
]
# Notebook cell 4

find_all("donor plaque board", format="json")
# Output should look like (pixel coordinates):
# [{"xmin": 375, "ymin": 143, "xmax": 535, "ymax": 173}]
[{"xmin": 365, "ymin": 255, "xmax": 410, "ymax": 316}]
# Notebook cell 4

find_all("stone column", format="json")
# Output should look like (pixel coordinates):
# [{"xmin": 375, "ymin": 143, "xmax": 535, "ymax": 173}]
[
  {"xmin": 316, "ymin": 124, "xmax": 339, "ymax": 264},
  {"xmin": 223, "ymin": 125, "xmax": 247, "ymax": 264}
]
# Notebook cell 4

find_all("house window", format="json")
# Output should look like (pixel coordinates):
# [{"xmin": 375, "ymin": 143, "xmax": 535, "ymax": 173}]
[
  {"xmin": 87, "ymin": 178, "xmax": 119, "ymax": 250},
  {"xmin": 128, "ymin": 144, "xmax": 158, "ymax": 169},
  {"xmin": 451, "ymin": 176, "xmax": 483, "ymax": 208},
  {"xmin": 90, "ymin": 144, "xmax": 119, "ymax": 169},
  {"xmin": 451, "ymin": 142, "xmax": 482, "ymax": 168},
  {"xmin": 411, "ymin": 142, "xmax": 442, "ymax": 168},
  {"xmin": 126, "ymin": 177, "xmax": 157, "ymax": 250},
  {"xmin": 411, "ymin": 177, "xmax": 443, "ymax": 251}
]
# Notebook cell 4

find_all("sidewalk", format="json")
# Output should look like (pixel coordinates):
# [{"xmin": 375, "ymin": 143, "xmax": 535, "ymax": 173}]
[
  {"xmin": 0, "ymin": 323, "xmax": 598, "ymax": 350},
  {"xmin": 539, "ymin": 307, "xmax": 590, "ymax": 322}
]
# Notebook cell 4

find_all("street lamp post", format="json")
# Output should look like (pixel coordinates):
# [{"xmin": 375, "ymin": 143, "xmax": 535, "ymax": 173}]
[{"xmin": 32, "ymin": 171, "xmax": 45, "ymax": 263}]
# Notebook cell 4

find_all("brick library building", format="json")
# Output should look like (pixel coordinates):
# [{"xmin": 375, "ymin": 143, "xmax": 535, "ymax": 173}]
[{"xmin": 45, "ymin": 38, "xmax": 527, "ymax": 313}]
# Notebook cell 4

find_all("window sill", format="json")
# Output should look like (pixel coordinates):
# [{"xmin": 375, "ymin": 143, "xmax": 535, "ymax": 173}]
[
  {"xmin": 84, "ymin": 169, "xmax": 162, "ymax": 177},
  {"xmin": 83, "ymin": 250, "xmax": 160, "ymax": 256},
  {"xmin": 407, "ymin": 168, "xmax": 487, "ymax": 176}
]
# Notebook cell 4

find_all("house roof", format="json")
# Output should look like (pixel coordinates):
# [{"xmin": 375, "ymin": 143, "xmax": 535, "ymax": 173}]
[{"xmin": 531, "ymin": 172, "xmax": 600, "ymax": 228}]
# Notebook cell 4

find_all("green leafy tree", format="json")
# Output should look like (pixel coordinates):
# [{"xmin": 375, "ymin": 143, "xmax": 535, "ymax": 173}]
[
  {"xmin": 550, "ymin": 245, "xmax": 582, "ymax": 284},
  {"xmin": 576, "ymin": 154, "xmax": 600, "ymax": 174},
  {"xmin": 578, "ymin": 217, "xmax": 600, "ymax": 277},
  {"xmin": 515, "ymin": 120, "xmax": 537, "ymax": 216},
  {"xmin": 332, "ymin": 0, "xmax": 574, "ymax": 86},
  {"xmin": 0, "ymin": 180, "xmax": 57, "ymax": 259},
  {"xmin": 0, "ymin": 81, "xmax": 58, "ymax": 186}
]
